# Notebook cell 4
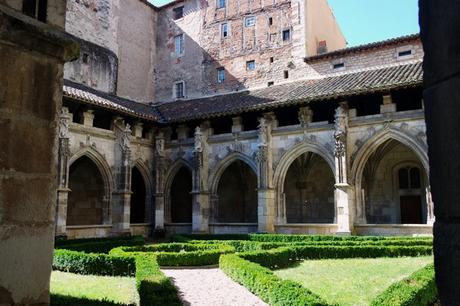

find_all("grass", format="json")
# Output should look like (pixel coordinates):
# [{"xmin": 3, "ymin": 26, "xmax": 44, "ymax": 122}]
[
  {"xmin": 50, "ymin": 271, "xmax": 139, "ymax": 305},
  {"xmin": 274, "ymin": 256, "xmax": 433, "ymax": 306}
]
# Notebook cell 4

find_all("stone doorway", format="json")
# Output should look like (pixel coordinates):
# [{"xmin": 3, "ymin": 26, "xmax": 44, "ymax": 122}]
[{"xmin": 130, "ymin": 166, "xmax": 146, "ymax": 223}]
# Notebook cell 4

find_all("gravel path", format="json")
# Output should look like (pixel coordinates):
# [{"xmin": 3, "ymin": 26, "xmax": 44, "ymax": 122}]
[{"xmin": 162, "ymin": 267, "xmax": 268, "ymax": 306}]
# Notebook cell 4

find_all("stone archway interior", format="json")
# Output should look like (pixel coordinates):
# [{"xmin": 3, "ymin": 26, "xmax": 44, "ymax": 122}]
[
  {"xmin": 362, "ymin": 139, "xmax": 427, "ymax": 224},
  {"xmin": 215, "ymin": 160, "xmax": 257, "ymax": 223},
  {"xmin": 284, "ymin": 152, "xmax": 335, "ymax": 223},
  {"xmin": 68, "ymin": 156, "xmax": 105, "ymax": 225},
  {"xmin": 170, "ymin": 166, "xmax": 193, "ymax": 223},
  {"xmin": 130, "ymin": 167, "xmax": 146, "ymax": 223}
]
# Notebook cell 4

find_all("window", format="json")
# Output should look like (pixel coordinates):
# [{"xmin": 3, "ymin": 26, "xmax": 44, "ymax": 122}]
[
  {"xmin": 268, "ymin": 17, "xmax": 273, "ymax": 26},
  {"xmin": 246, "ymin": 60, "xmax": 256, "ymax": 71},
  {"xmin": 268, "ymin": 81, "xmax": 274, "ymax": 87},
  {"xmin": 23, "ymin": 0, "xmax": 47, "ymax": 22},
  {"xmin": 221, "ymin": 23, "xmax": 229, "ymax": 38},
  {"xmin": 333, "ymin": 62, "xmax": 345, "ymax": 69},
  {"xmin": 217, "ymin": 0, "xmax": 226, "ymax": 9},
  {"xmin": 174, "ymin": 34, "xmax": 184, "ymax": 56},
  {"xmin": 245, "ymin": 16, "xmax": 256, "ymax": 27},
  {"xmin": 284, "ymin": 70, "xmax": 289, "ymax": 79},
  {"xmin": 282, "ymin": 29, "xmax": 291, "ymax": 41},
  {"xmin": 270, "ymin": 57, "xmax": 274, "ymax": 63},
  {"xmin": 173, "ymin": 6, "xmax": 184, "ymax": 20},
  {"xmin": 82, "ymin": 53, "xmax": 89, "ymax": 64},
  {"xmin": 217, "ymin": 67, "xmax": 225, "ymax": 83},
  {"xmin": 398, "ymin": 167, "xmax": 421, "ymax": 190},
  {"xmin": 174, "ymin": 81, "xmax": 185, "ymax": 99},
  {"xmin": 398, "ymin": 50, "xmax": 412, "ymax": 57}
]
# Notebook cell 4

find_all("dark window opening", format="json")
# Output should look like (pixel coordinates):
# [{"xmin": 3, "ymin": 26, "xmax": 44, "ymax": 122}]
[
  {"xmin": 246, "ymin": 60, "xmax": 256, "ymax": 71},
  {"xmin": 173, "ymin": 6, "xmax": 184, "ymax": 20},
  {"xmin": 268, "ymin": 17, "xmax": 273, "ymax": 26},
  {"xmin": 241, "ymin": 112, "xmax": 261, "ymax": 132},
  {"xmin": 270, "ymin": 57, "xmax": 274, "ymax": 63},
  {"xmin": 210, "ymin": 117, "xmax": 232, "ymax": 135},
  {"xmin": 82, "ymin": 53, "xmax": 89, "ymax": 64},
  {"xmin": 284, "ymin": 70, "xmax": 289, "ymax": 79},
  {"xmin": 333, "ymin": 62, "xmax": 345, "ymax": 69},
  {"xmin": 93, "ymin": 111, "xmax": 112, "ymax": 130},
  {"xmin": 348, "ymin": 94, "xmax": 383, "ymax": 117},
  {"xmin": 311, "ymin": 101, "xmax": 337, "ymax": 123},
  {"xmin": 282, "ymin": 29, "xmax": 291, "ymax": 41},
  {"xmin": 275, "ymin": 106, "xmax": 299, "ymax": 127},
  {"xmin": 399, "ymin": 167, "xmax": 421, "ymax": 190},
  {"xmin": 398, "ymin": 50, "xmax": 412, "ymax": 57},
  {"xmin": 170, "ymin": 126, "xmax": 178, "ymax": 141},
  {"xmin": 267, "ymin": 81, "xmax": 274, "ymax": 87},
  {"xmin": 23, "ymin": 0, "xmax": 47, "ymax": 22},
  {"xmin": 392, "ymin": 87, "xmax": 423, "ymax": 112}
]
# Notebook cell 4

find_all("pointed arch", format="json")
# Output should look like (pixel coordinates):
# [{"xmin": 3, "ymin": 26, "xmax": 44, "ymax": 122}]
[
  {"xmin": 164, "ymin": 159, "xmax": 193, "ymax": 223},
  {"xmin": 130, "ymin": 160, "xmax": 153, "ymax": 224}
]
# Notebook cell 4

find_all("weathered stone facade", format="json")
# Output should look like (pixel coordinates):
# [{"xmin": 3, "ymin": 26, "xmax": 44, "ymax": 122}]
[{"xmin": 54, "ymin": 0, "xmax": 432, "ymax": 239}]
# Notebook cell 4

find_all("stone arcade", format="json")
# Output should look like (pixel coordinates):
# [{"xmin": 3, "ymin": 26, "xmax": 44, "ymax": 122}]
[{"xmin": 54, "ymin": 0, "xmax": 432, "ymax": 238}]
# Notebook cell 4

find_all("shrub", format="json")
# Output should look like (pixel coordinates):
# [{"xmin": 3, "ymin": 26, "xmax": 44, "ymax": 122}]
[
  {"xmin": 220, "ymin": 254, "xmax": 330, "ymax": 306},
  {"xmin": 51, "ymin": 294, "xmax": 132, "ymax": 306},
  {"xmin": 135, "ymin": 254, "xmax": 182, "ymax": 306},
  {"xmin": 53, "ymin": 249, "xmax": 135, "ymax": 276},
  {"xmin": 55, "ymin": 236, "xmax": 145, "ymax": 254},
  {"xmin": 371, "ymin": 264, "xmax": 437, "ymax": 306}
]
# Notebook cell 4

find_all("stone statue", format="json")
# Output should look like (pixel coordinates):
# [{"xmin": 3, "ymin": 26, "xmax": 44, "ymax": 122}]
[
  {"xmin": 194, "ymin": 126, "xmax": 203, "ymax": 153},
  {"xmin": 258, "ymin": 117, "xmax": 268, "ymax": 146},
  {"xmin": 298, "ymin": 106, "xmax": 313, "ymax": 128},
  {"xmin": 59, "ymin": 108, "xmax": 70, "ymax": 139},
  {"xmin": 121, "ymin": 123, "xmax": 131, "ymax": 151},
  {"xmin": 334, "ymin": 102, "xmax": 348, "ymax": 139},
  {"xmin": 155, "ymin": 137, "xmax": 165, "ymax": 157}
]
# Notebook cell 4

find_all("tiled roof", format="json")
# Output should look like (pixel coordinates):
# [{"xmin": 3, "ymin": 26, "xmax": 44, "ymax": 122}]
[
  {"xmin": 63, "ymin": 80, "xmax": 161, "ymax": 121},
  {"xmin": 304, "ymin": 34, "xmax": 421, "ymax": 62},
  {"xmin": 156, "ymin": 61, "xmax": 423, "ymax": 122}
]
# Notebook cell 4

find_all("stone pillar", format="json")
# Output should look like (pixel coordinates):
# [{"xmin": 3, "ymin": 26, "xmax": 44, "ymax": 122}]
[
  {"xmin": 82, "ymin": 109, "xmax": 95, "ymax": 126},
  {"xmin": 420, "ymin": 1, "xmax": 460, "ymax": 303},
  {"xmin": 0, "ymin": 5, "xmax": 79, "ymax": 305},
  {"xmin": 133, "ymin": 122, "xmax": 143, "ymax": 138},
  {"xmin": 192, "ymin": 123, "xmax": 211, "ymax": 233},
  {"xmin": 112, "ymin": 121, "xmax": 132, "ymax": 235},
  {"xmin": 334, "ymin": 102, "xmax": 352, "ymax": 235},
  {"xmin": 380, "ymin": 94, "xmax": 396, "ymax": 114},
  {"xmin": 55, "ymin": 107, "xmax": 72, "ymax": 237},
  {"xmin": 256, "ymin": 113, "xmax": 276, "ymax": 233},
  {"xmin": 154, "ymin": 131, "xmax": 166, "ymax": 231},
  {"xmin": 232, "ymin": 116, "xmax": 243, "ymax": 133}
]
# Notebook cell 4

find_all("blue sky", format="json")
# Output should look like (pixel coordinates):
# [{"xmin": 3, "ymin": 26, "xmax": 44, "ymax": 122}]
[{"xmin": 148, "ymin": 0, "xmax": 420, "ymax": 47}]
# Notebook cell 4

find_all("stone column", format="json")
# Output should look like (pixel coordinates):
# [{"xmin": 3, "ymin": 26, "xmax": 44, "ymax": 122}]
[
  {"xmin": 0, "ymin": 5, "xmax": 79, "ymax": 305},
  {"xmin": 420, "ymin": 1, "xmax": 460, "ymax": 303},
  {"xmin": 334, "ymin": 102, "xmax": 353, "ymax": 235},
  {"xmin": 82, "ymin": 109, "xmax": 95, "ymax": 127},
  {"xmin": 112, "ymin": 121, "xmax": 132, "ymax": 235},
  {"xmin": 55, "ymin": 107, "xmax": 72, "ymax": 237},
  {"xmin": 256, "ymin": 113, "xmax": 276, "ymax": 233},
  {"xmin": 154, "ymin": 131, "xmax": 166, "ymax": 231},
  {"xmin": 192, "ymin": 123, "xmax": 211, "ymax": 233}
]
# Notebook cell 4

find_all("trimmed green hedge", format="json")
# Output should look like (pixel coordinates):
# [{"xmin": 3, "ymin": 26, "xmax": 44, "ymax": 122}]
[
  {"xmin": 111, "ymin": 243, "xmax": 235, "ymax": 266},
  {"xmin": 53, "ymin": 249, "xmax": 136, "ymax": 276},
  {"xmin": 51, "ymin": 294, "xmax": 132, "ymax": 306},
  {"xmin": 55, "ymin": 236, "xmax": 145, "ymax": 254},
  {"xmin": 371, "ymin": 264, "xmax": 437, "ymax": 306},
  {"xmin": 135, "ymin": 254, "xmax": 182, "ymax": 306},
  {"xmin": 220, "ymin": 254, "xmax": 330, "ymax": 306}
]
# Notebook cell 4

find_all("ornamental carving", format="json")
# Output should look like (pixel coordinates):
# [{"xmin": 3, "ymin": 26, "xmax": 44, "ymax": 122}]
[
  {"xmin": 194, "ymin": 127, "xmax": 203, "ymax": 153},
  {"xmin": 257, "ymin": 117, "xmax": 269, "ymax": 147},
  {"xmin": 121, "ymin": 123, "xmax": 131, "ymax": 152},
  {"xmin": 298, "ymin": 106, "xmax": 313, "ymax": 128},
  {"xmin": 59, "ymin": 108, "xmax": 70, "ymax": 139}
]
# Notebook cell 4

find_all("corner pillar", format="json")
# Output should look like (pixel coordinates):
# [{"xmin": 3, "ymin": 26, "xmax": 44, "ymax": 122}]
[{"xmin": 154, "ymin": 132, "xmax": 166, "ymax": 231}]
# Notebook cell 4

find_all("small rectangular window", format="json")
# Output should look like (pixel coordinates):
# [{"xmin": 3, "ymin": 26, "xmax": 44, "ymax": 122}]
[
  {"xmin": 246, "ymin": 60, "xmax": 256, "ymax": 71},
  {"xmin": 270, "ymin": 57, "xmax": 274, "ymax": 63},
  {"xmin": 282, "ymin": 29, "xmax": 291, "ymax": 41},
  {"xmin": 221, "ymin": 23, "xmax": 229, "ymax": 38},
  {"xmin": 268, "ymin": 81, "xmax": 274, "ymax": 87},
  {"xmin": 174, "ymin": 82, "xmax": 185, "ymax": 99},
  {"xmin": 398, "ymin": 50, "xmax": 412, "ymax": 57},
  {"xmin": 23, "ymin": 0, "xmax": 47, "ymax": 22},
  {"xmin": 268, "ymin": 17, "xmax": 273, "ymax": 26},
  {"xmin": 217, "ymin": 0, "xmax": 226, "ymax": 9},
  {"xmin": 333, "ymin": 62, "xmax": 345, "ymax": 69},
  {"xmin": 245, "ymin": 16, "xmax": 256, "ymax": 27},
  {"xmin": 173, "ymin": 6, "xmax": 184, "ymax": 20},
  {"xmin": 217, "ymin": 68, "xmax": 225, "ymax": 83},
  {"xmin": 284, "ymin": 70, "xmax": 289, "ymax": 79},
  {"xmin": 174, "ymin": 34, "xmax": 184, "ymax": 56},
  {"xmin": 82, "ymin": 53, "xmax": 89, "ymax": 64}
]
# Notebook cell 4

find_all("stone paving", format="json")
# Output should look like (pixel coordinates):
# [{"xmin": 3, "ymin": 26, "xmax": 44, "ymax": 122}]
[{"xmin": 162, "ymin": 267, "xmax": 268, "ymax": 306}]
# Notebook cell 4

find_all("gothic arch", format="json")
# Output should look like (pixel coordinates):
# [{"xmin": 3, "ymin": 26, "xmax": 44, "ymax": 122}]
[
  {"xmin": 68, "ymin": 147, "xmax": 114, "ymax": 224},
  {"xmin": 164, "ymin": 159, "xmax": 194, "ymax": 223},
  {"xmin": 273, "ymin": 141, "xmax": 336, "ymax": 224},
  {"xmin": 209, "ymin": 152, "xmax": 257, "ymax": 195},
  {"xmin": 131, "ymin": 160, "xmax": 154, "ymax": 223}
]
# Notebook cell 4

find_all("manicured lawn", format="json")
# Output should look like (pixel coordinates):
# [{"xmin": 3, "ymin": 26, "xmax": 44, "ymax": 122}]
[
  {"xmin": 274, "ymin": 256, "xmax": 433, "ymax": 306},
  {"xmin": 50, "ymin": 271, "xmax": 139, "ymax": 305}
]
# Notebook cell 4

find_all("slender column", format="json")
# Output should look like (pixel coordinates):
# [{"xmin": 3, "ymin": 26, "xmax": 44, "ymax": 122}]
[
  {"xmin": 192, "ymin": 123, "xmax": 211, "ymax": 233},
  {"xmin": 154, "ymin": 132, "xmax": 166, "ymax": 231},
  {"xmin": 112, "ymin": 121, "xmax": 132, "ymax": 235},
  {"xmin": 256, "ymin": 113, "xmax": 276, "ymax": 233},
  {"xmin": 55, "ymin": 107, "xmax": 72, "ymax": 237},
  {"xmin": 334, "ymin": 102, "xmax": 353, "ymax": 235}
]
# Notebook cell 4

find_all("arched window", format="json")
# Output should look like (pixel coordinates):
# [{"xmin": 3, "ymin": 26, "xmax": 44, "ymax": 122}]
[{"xmin": 23, "ymin": 0, "xmax": 47, "ymax": 22}]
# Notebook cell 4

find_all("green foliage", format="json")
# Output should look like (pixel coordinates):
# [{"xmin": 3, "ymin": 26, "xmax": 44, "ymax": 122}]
[
  {"xmin": 53, "ymin": 249, "xmax": 136, "ymax": 276},
  {"xmin": 371, "ymin": 264, "xmax": 437, "ymax": 306},
  {"xmin": 55, "ymin": 236, "xmax": 145, "ymax": 254},
  {"xmin": 51, "ymin": 294, "xmax": 132, "ymax": 306},
  {"xmin": 220, "ymin": 254, "xmax": 330, "ymax": 306},
  {"xmin": 135, "ymin": 254, "xmax": 182, "ymax": 306}
]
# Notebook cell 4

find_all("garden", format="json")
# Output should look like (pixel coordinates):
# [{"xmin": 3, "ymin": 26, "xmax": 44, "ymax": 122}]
[{"xmin": 51, "ymin": 234, "xmax": 437, "ymax": 306}]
